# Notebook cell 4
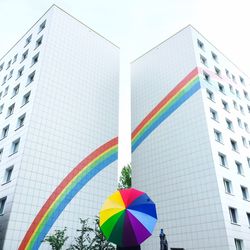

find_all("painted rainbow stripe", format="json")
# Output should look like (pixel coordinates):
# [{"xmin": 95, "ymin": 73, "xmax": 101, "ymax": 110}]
[
  {"xmin": 19, "ymin": 137, "xmax": 118, "ymax": 250},
  {"xmin": 132, "ymin": 67, "xmax": 200, "ymax": 151},
  {"xmin": 19, "ymin": 67, "xmax": 200, "ymax": 249}
]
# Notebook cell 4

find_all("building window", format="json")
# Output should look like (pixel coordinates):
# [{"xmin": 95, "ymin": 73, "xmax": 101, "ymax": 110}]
[
  {"xmin": 3, "ymin": 86, "xmax": 9, "ymax": 97},
  {"xmin": 38, "ymin": 20, "xmax": 46, "ymax": 33},
  {"xmin": 12, "ymin": 84, "xmax": 20, "ymax": 98},
  {"xmin": 218, "ymin": 83, "xmax": 225, "ymax": 94},
  {"xmin": 236, "ymin": 90, "xmax": 241, "ymax": 99},
  {"xmin": 27, "ymin": 71, "xmax": 35, "ymax": 85},
  {"xmin": 1, "ymin": 125, "xmax": 9, "ymax": 139},
  {"xmin": 233, "ymin": 101, "xmax": 238, "ymax": 110},
  {"xmin": 21, "ymin": 50, "xmax": 28, "ymax": 62},
  {"xmin": 210, "ymin": 108, "xmax": 218, "ymax": 121},
  {"xmin": 16, "ymin": 114, "xmax": 26, "ymax": 129},
  {"xmin": 211, "ymin": 52, "xmax": 218, "ymax": 62},
  {"xmin": 13, "ymin": 54, "xmax": 18, "ymax": 63},
  {"xmin": 6, "ymin": 104, "xmax": 15, "ymax": 117},
  {"xmin": 6, "ymin": 60, "xmax": 12, "ymax": 69},
  {"xmin": 240, "ymin": 106, "xmax": 244, "ymax": 115},
  {"xmin": 240, "ymin": 76, "xmax": 245, "ymax": 85},
  {"xmin": 218, "ymin": 153, "xmax": 227, "ymax": 167},
  {"xmin": 0, "ymin": 63, "xmax": 4, "ymax": 72},
  {"xmin": 237, "ymin": 118, "xmax": 243, "ymax": 128},
  {"xmin": 242, "ymin": 137, "xmax": 247, "ymax": 148},
  {"xmin": 17, "ymin": 66, "xmax": 24, "ymax": 79},
  {"xmin": 246, "ymin": 105, "xmax": 250, "ymax": 115},
  {"xmin": 241, "ymin": 186, "xmax": 249, "ymax": 201},
  {"xmin": 31, "ymin": 53, "xmax": 39, "ymax": 66},
  {"xmin": 222, "ymin": 100, "xmax": 229, "ymax": 111},
  {"xmin": 226, "ymin": 119, "xmax": 233, "ymax": 131},
  {"xmin": 247, "ymin": 213, "xmax": 250, "ymax": 227},
  {"xmin": 229, "ymin": 84, "xmax": 234, "ymax": 94},
  {"xmin": 22, "ymin": 91, "xmax": 31, "ymax": 106},
  {"xmin": 243, "ymin": 90, "xmax": 249, "ymax": 100},
  {"xmin": 2, "ymin": 75, "xmax": 7, "ymax": 85},
  {"xmin": 0, "ymin": 148, "xmax": 3, "ymax": 161},
  {"xmin": 25, "ymin": 34, "xmax": 32, "ymax": 47},
  {"xmin": 0, "ymin": 197, "xmax": 7, "ymax": 215},
  {"xmin": 244, "ymin": 123, "xmax": 249, "ymax": 133},
  {"xmin": 229, "ymin": 207, "xmax": 238, "ymax": 224},
  {"xmin": 247, "ymin": 158, "xmax": 250, "ymax": 168},
  {"xmin": 207, "ymin": 89, "xmax": 214, "ymax": 101},
  {"xmin": 197, "ymin": 39, "xmax": 204, "ymax": 50},
  {"xmin": 214, "ymin": 129, "xmax": 223, "ymax": 143},
  {"xmin": 0, "ymin": 104, "xmax": 4, "ymax": 114},
  {"xmin": 10, "ymin": 138, "xmax": 20, "ymax": 155},
  {"xmin": 223, "ymin": 179, "xmax": 233, "ymax": 194},
  {"xmin": 235, "ymin": 239, "xmax": 243, "ymax": 250},
  {"xmin": 35, "ymin": 36, "xmax": 43, "ymax": 48},
  {"xmin": 203, "ymin": 72, "xmax": 210, "ymax": 82},
  {"xmin": 235, "ymin": 161, "xmax": 244, "ymax": 175},
  {"xmin": 232, "ymin": 74, "xmax": 236, "ymax": 83},
  {"xmin": 200, "ymin": 55, "xmax": 207, "ymax": 66},
  {"xmin": 230, "ymin": 139, "xmax": 238, "ymax": 152},
  {"xmin": 215, "ymin": 67, "xmax": 221, "ymax": 77},
  {"xmin": 4, "ymin": 166, "xmax": 13, "ymax": 183},
  {"xmin": 8, "ymin": 69, "xmax": 14, "ymax": 79}
]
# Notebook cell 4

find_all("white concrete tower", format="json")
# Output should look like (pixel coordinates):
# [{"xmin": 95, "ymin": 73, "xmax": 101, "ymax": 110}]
[
  {"xmin": 132, "ymin": 26, "xmax": 250, "ymax": 250},
  {"xmin": 0, "ymin": 5, "xmax": 119, "ymax": 249}
]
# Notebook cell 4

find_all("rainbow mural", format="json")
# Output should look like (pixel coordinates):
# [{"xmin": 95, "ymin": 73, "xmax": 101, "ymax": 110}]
[
  {"xmin": 131, "ymin": 67, "xmax": 200, "ymax": 151},
  {"xmin": 19, "ymin": 67, "xmax": 200, "ymax": 249},
  {"xmin": 19, "ymin": 138, "xmax": 118, "ymax": 249}
]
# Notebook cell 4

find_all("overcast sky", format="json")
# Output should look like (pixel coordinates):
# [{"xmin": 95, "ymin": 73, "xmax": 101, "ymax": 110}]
[{"xmin": 1, "ymin": 0, "xmax": 250, "ymax": 168}]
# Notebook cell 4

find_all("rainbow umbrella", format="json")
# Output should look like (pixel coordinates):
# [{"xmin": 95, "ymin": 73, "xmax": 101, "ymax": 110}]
[{"xmin": 99, "ymin": 188, "xmax": 157, "ymax": 247}]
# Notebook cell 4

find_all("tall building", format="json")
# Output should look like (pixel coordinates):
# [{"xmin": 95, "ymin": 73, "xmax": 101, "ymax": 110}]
[
  {"xmin": 0, "ymin": 5, "xmax": 119, "ymax": 249},
  {"xmin": 132, "ymin": 26, "xmax": 250, "ymax": 250}
]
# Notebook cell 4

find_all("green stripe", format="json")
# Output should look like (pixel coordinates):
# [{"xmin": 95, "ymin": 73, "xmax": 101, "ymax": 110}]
[
  {"xmin": 30, "ymin": 146, "xmax": 118, "ymax": 248},
  {"xmin": 132, "ymin": 76, "xmax": 199, "ymax": 144}
]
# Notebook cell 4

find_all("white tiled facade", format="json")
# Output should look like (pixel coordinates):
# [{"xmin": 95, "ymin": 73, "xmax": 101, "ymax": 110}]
[
  {"xmin": 132, "ymin": 26, "xmax": 250, "ymax": 250},
  {"xmin": 0, "ymin": 5, "xmax": 119, "ymax": 249}
]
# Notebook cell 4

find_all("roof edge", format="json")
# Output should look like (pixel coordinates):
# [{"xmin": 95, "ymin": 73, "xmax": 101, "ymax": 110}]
[
  {"xmin": 131, "ymin": 24, "xmax": 192, "ymax": 64},
  {"xmin": 0, "ymin": 4, "xmax": 119, "ymax": 62}
]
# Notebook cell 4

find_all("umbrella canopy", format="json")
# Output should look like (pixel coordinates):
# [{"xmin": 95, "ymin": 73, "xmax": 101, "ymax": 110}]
[{"xmin": 99, "ymin": 188, "xmax": 157, "ymax": 247}]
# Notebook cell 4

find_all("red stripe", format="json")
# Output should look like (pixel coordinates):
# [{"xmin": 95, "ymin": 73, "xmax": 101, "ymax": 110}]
[
  {"xmin": 19, "ymin": 137, "xmax": 118, "ymax": 249},
  {"xmin": 132, "ymin": 68, "xmax": 198, "ymax": 139}
]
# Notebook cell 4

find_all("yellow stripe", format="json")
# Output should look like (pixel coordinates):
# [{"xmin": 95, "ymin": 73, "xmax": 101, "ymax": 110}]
[
  {"xmin": 132, "ymin": 75, "xmax": 198, "ymax": 141},
  {"xmin": 27, "ymin": 144, "xmax": 118, "ymax": 247}
]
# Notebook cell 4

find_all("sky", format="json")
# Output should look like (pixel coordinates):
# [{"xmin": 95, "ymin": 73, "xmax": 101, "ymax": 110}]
[{"xmin": 0, "ymin": 0, "xmax": 250, "ymax": 169}]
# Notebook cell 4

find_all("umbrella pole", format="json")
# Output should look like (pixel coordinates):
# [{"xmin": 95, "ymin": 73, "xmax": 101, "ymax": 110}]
[{"xmin": 117, "ymin": 246, "xmax": 141, "ymax": 250}]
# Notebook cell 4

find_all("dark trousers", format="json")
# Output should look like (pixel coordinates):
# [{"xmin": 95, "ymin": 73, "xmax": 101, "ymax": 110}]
[{"xmin": 117, "ymin": 246, "xmax": 141, "ymax": 250}]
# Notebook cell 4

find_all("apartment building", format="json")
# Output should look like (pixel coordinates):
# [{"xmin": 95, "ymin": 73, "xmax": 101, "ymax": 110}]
[
  {"xmin": 0, "ymin": 5, "xmax": 119, "ymax": 249},
  {"xmin": 132, "ymin": 26, "xmax": 250, "ymax": 250}
]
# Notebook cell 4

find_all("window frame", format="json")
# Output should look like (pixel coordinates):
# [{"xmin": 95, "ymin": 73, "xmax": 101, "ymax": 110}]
[
  {"xmin": 16, "ymin": 113, "xmax": 26, "ymax": 130},
  {"xmin": 235, "ymin": 161, "xmax": 244, "ymax": 175},
  {"xmin": 0, "ymin": 197, "xmax": 7, "ymax": 215},
  {"xmin": 10, "ymin": 138, "xmax": 20, "ymax": 156},
  {"xmin": 229, "ymin": 207, "xmax": 238, "ymax": 224},
  {"xmin": 223, "ymin": 178, "xmax": 233, "ymax": 194},
  {"xmin": 241, "ymin": 186, "xmax": 249, "ymax": 201},
  {"xmin": 218, "ymin": 152, "xmax": 227, "ymax": 167},
  {"xmin": 4, "ymin": 166, "xmax": 14, "ymax": 184}
]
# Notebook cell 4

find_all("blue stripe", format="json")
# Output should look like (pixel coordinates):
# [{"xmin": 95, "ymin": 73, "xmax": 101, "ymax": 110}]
[
  {"xmin": 132, "ymin": 80, "xmax": 200, "ymax": 152},
  {"xmin": 32, "ymin": 152, "xmax": 118, "ymax": 249}
]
